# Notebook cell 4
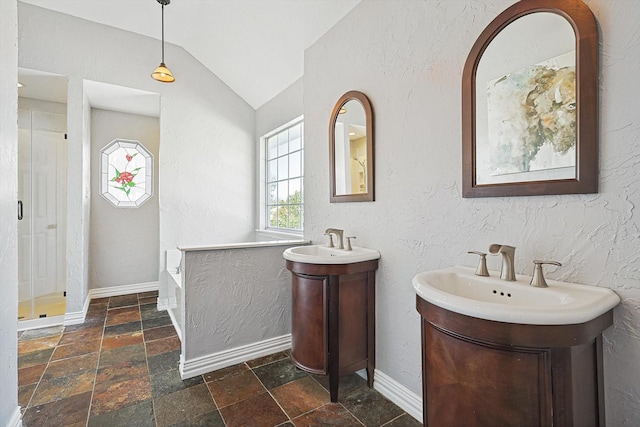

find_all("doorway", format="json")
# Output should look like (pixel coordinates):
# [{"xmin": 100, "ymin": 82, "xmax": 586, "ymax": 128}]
[{"xmin": 18, "ymin": 109, "xmax": 67, "ymax": 325}]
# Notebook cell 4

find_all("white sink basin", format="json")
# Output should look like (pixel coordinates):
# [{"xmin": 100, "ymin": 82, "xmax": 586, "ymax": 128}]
[
  {"xmin": 283, "ymin": 244, "xmax": 380, "ymax": 265},
  {"xmin": 412, "ymin": 266, "xmax": 620, "ymax": 325}
]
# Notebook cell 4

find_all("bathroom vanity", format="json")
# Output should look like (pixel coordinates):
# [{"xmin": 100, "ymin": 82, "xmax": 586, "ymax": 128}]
[
  {"xmin": 285, "ymin": 252, "xmax": 378, "ymax": 403},
  {"xmin": 413, "ymin": 266, "xmax": 620, "ymax": 427},
  {"xmin": 417, "ymin": 298, "xmax": 612, "ymax": 426}
]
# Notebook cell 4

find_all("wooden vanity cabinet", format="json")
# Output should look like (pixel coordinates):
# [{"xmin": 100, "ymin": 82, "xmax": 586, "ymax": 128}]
[
  {"xmin": 417, "ymin": 297, "xmax": 613, "ymax": 427},
  {"xmin": 286, "ymin": 259, "xmax": 378, "ymax": 402}
]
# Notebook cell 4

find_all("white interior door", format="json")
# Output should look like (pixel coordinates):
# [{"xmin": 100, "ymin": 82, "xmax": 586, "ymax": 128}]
[{"xmin": 31, "ymin": 122, "xmax": 60, "ymax": 299}]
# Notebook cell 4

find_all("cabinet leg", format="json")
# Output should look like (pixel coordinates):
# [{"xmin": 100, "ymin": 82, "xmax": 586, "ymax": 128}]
[
  {"xmin": 329, "ymin": 373, "xmax": 339, "ymax": 403},
  {"xmin": 367, "ymin": 271, "xmax": 376, "ymax": 389},
  {"xmin": 328, "ymin": 276, "xmax": 340, "ymax": 403}
]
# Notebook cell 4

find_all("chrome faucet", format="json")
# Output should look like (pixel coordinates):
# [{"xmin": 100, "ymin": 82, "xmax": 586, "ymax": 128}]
[
  {"xmin": 489, "ymin": 244, "xmax": 516, "ymax": 281},
  {"xmin": 324, "ymin": 228, "xmax": 344, "ymax": 249}
]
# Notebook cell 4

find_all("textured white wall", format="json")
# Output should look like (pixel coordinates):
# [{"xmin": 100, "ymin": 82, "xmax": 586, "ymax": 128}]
[
  {"xmin": 0, "ymin": 0, "xmax": 19, "ymax": 424},
  {"xmin": 18, "ymin": 3, "xmax": 256, "ymax": 307},
  {"xmin": 58, "ymin": 77, "xmax": 91, "ymax": 315},
  {"xmin": 90, "ymin": 109, "xmax": 160, "ymax": 288},
  {"xmin": 304, "ymin": 0, "xmax": 640, "ymax": 423},
  {"xmin": 182, "ymin": 244, "xmax": 299, "ymax": 360},
  {"xmin": 256, "ymin": 77, "xmax": 304, "ymax": 138},
  {"xmin": 255, "ymin": 78, "xmax": 304, "ymax": 231}
]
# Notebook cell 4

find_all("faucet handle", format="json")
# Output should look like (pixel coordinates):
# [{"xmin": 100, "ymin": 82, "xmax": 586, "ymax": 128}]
[
  {"xmin": 467, "ymin": 251, "xmax": 489, "ymax": 277},
  {"xmin": 530, "ymin": 260, "xmax": 562, "ymax": 288},
  {"xmin": 324, "ymin": 232, "xmax": 334, "ymax": 248},
  {"xmin": 345, "ymin": 236, "xmax": 356, "ymax": 251}
]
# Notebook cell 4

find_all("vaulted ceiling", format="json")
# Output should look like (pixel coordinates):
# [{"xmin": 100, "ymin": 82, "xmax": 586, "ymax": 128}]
[{"xmin": 19, "ymin": 0, "xmax": 361, "ymax": 109}]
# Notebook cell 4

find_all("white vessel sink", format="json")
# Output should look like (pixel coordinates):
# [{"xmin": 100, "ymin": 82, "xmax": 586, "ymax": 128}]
[
  {"xmin": 412, "ymin": 266, "xmax": 620, "ymax": 325},
  {"xmin": 283, "ymin": 244, "xmax": 380, "ymax": 265}
]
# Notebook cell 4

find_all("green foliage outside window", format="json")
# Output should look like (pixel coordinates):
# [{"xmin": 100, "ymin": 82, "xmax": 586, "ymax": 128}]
[
  {"xmin": 265, "ymin": 120, "xmax": 303, "ymax": 232},
  {"xmin": 269, "ymin": 190, "xmax": 302, "ymax": 231}
]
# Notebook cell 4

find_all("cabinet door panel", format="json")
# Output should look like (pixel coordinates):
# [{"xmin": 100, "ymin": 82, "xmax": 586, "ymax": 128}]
[
  {"xmin": 338, "ymin": 272, "xmax": 368, "ymax": 370},
  {"xmin": 425, "ymin": 324, "xmax": 551, "ymax": 427},
  {"xmin": 291, "ymin": 273, "xmax": 327, "ymax": 373}
]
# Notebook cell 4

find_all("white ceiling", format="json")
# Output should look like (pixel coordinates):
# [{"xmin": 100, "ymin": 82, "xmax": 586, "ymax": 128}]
[{"xmin": 19, "ymin": 0, "xmax": 361, "ymax": 109}]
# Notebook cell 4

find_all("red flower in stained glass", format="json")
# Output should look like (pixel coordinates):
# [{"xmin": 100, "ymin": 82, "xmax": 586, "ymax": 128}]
[
  {"xmin": 126, "ymin": 154, "xmax": 133, "ymax": 162},
  {"xmin": 116, "ymin": 171, "xmax": 134, "ymax": 184}
]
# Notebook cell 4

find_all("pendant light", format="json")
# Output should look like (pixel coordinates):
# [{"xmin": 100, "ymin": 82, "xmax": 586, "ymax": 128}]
[{"xmin": 151, "ymin": 0, "xmax": 175, "ymax": 83}]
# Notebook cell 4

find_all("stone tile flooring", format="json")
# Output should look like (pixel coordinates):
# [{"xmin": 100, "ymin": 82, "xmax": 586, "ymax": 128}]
[{"xmin": 18, "ymin": 292, "xmax": 422, "ymax": 426}]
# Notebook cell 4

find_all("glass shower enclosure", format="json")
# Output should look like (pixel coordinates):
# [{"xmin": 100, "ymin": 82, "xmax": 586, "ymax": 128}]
[{"xmin": 18, "ymin": 109, "xmax": 67, "ymax": 323}]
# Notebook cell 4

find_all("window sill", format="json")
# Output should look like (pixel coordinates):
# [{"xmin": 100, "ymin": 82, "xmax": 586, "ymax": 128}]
[{"xmin": 255, "ymin": 229, "xmax": 303, "ymax": 240}]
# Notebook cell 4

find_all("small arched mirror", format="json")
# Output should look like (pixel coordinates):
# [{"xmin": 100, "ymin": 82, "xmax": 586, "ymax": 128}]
[
  {"xmin": 462, "ymin": 0, "xmax": 598, "ymax": 197},
  {"xmin": 330, "ymin": 91, "xmax": 374, "ymax": 202}
]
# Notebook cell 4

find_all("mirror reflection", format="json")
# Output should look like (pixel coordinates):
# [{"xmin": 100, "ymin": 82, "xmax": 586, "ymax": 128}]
[
  {"xmin": 475, "ymin": 12, "xmax": 576, "ymax": 186},
  {"xmin": 334, "ymin": 99, "xmax": 368, "ymax": 195},
  {"xmin": 462, "ymin": 0, "xmax": 599, "ymax": 198},
  {"xmin": 330, "ymin": 91, "xmax": 374, "ymax": 202}
]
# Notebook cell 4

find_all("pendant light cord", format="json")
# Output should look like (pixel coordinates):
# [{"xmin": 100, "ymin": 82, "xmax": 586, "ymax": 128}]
[{"xmin": 161, "ymin": 3, "xmax": 165, "ymax": 63}]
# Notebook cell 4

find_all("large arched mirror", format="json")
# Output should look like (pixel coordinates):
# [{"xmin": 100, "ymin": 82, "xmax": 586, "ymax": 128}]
[
  {"xmin": 330, "ymin": 91, "xmax": 374, "ymax": 202},
  {"xmin": 462, "ymin": 0, "xmax": 599, "ymax": 197}
]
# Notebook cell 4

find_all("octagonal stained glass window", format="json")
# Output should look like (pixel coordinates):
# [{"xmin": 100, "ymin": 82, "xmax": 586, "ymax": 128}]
[{"xmin": 100, "ymin": 139, "xmax": 153, "ymax": 207}]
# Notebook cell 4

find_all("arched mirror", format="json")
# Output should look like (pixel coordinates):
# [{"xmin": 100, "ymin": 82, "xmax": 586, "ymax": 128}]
[
  {"xmin": 330, "ymin": 91, "xmax": 374, "ymax": 202},
  {"xmin": 462, "ymin": 0, "xmax": 599, "ymax": 197}
]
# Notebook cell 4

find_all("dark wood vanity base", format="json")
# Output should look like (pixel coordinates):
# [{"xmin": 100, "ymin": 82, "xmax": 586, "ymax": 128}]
[
  {"xmin": 287, "ymin": 259, "xmax": 378, "ymax": 402},
  {"xmin": 416, "ymin": 297, "xmax": 613, "ymax": 427}
]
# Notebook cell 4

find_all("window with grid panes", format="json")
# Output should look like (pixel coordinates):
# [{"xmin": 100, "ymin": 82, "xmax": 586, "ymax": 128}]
[{"xmin": 266, "ymin": 121, "xmax": 303, "ymax": 231}]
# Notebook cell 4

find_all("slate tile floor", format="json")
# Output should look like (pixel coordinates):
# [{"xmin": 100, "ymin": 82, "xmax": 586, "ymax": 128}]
[{"xmin": 18, "ymin": 292, "xmax": 422, "ymax": 427}]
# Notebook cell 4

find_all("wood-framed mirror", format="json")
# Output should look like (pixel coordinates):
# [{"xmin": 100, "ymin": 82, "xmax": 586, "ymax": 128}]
[
  {"xmin": 462, "ymin": 0, "xmax": 599, "ymax": 198},
  {"xmin": 330, "ymin": 91, "xmax": 374, "ymax": 202}
]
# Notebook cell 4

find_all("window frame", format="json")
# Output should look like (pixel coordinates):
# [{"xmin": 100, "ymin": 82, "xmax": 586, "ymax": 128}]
[
  {"xmin": 258, "ymin": 116, "xmax": 304, "ymax": 235},
  {"xmin": 100, "ymin": 138, "xmax": 153, "ymax": 208}
]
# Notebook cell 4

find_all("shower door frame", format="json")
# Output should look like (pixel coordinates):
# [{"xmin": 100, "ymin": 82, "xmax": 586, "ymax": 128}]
[{"xmin": 18, "ymin": 109, "xmax": 67, "ymax": 325}]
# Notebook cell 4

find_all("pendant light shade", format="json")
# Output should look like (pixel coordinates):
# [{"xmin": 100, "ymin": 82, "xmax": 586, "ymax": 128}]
[
  {"xmin": 151, "ymin": 63, "xmax": 175, "ymax": 83},
  {"xmin": 151, "ymin": 0, "xmax": 175, "ymax": 83}
]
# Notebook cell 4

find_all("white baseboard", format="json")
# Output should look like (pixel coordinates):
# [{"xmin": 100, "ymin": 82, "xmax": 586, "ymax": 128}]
[
  {"xmin": 63, "ymin": 310, "xmax": 86, "ymax": 326},
  {"xmin": 180, "ymin": 334, "xmax": 292, "ymax": 379},
  {"xmin": 60, "ymin": 282, "xmax": 159, "ymax": 327},
  {"xmin": 17, "ymin": 314, "xmax": 65, "ymax": 332},
  {"xmin": 20, "ymin": 282, "xmax": 159, "ymax": 330},
  {"xmin": 373, "ymin": 370, "xmax": 423, "ymax": 423},
  {"xmin": 64, "ymin": 294, "xmax": 91, "ymax": 326},
  {"xmin": 157, "ymin": 297, "xmax": 177, "ymax": 311},
  {"xmin": 8, "ymin": 406, "xmax": 22, "ymax": 427},
  {"xmin": 89, "ymin": 281, "xmax": 159, "ymax": 299}
]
